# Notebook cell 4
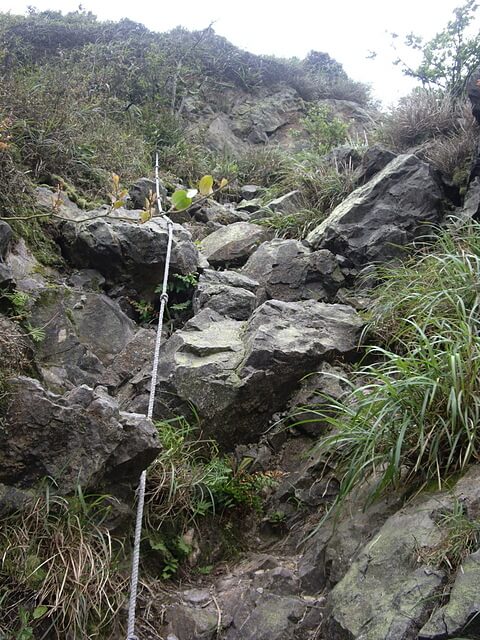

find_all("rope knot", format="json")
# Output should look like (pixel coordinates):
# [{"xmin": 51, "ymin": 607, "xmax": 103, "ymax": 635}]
[{"xmin": 160, "ymin": 292, "xmax": 169, "ymax": 303}]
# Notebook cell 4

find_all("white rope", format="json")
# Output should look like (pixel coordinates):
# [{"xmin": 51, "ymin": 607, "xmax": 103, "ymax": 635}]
[{"xmin": 126, "ymin": 152, "xmax": 174, "ymax": 639}]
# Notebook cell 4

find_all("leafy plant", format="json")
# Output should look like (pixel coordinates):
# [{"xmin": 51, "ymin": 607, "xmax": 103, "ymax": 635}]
[
  {"xmin": 391, "ymin": 0, "xmax": 480, "ymax": 97},
  {"xmin": 143, "ymin": 417, "xmax": 278, "ymax": 577},
  {"xmin": 299, "ymin": 104, "xmax": 349, "ymax": 155}
]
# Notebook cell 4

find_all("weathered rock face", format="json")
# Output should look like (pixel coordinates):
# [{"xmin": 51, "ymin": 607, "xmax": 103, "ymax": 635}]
[
  {"xmin": 28, "ymin": 286, "xmax": 137, "ymax": 390},
  {"xmin": 192, "ymin": 268, "xmax": 260, "ymax": 319},
  {"xmin": 128, "ymin": 177, "xmax": 167, "ymax": 211},
  {"xmin": 322, "ymin": 466, "xmax": 480, "ymax": 640},
  {"xmin": 200, "ymin": 222, "xmax": 270, "ymax": 268},
  {"xmin": 122, "ymin": 300, "xmax": 364, "ymax": 448},
  {"xmin": 307, "ymin": 154, "xmax": 444, "ymax": 268},
  {"xmin": 243, "ymin": 239, "xmax": 344, "ymax": 303},
  {"xmin": 56, "ymin": 211, "xmax": 199, "ymax": 294},
  {"xmin": 0, "ymin": 220, "xmax": 13, "ymax": 259},
  {"xmin": 159, "ymin": 554, "xmax": 322, "ymax": 640},
  {"xmin": 193, "ymin": 274, "xmax": 258, "ymax": 320},
  {"xmin": 324, "ymin": 493, "xmax": 447, "ymax": 640},
  {"xmin": 0, "ymin": 377, "xmax": 160, "ymax": 495},
  {"xmin": 419, "ymin": 549, "xmax": 480, "ymax": 639}
]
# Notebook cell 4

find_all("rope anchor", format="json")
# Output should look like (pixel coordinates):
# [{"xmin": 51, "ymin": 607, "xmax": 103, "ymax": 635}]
[{"xmin": 126, "ymin": 152, "xmax": 173, "ymax": 640}]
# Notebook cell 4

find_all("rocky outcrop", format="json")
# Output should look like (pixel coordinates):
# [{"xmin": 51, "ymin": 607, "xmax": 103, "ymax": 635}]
[
  {"xmin": 243, "ymin": 239, "xmax": 344, "ymax": 303},
  {"xmin": 28, "ymin": 286, "xmax": 137, "ymax": 390},
  {"xmin": 322, "ymin": 467, "xmax": 480, "ymax": 640},
  {"xmin": 122, "ymin": 300, "xmax": 364, "ymax": 448},
  {"xmin": 1, "ymin": 377, "xmax": 159, "ymax": 495},
  {"xmin": 56, "ymin": 209, "xmax": 198, "ymax": 294},
  {"xmin": 307, "ymin": 153, "xmax": 444, "ymax": 269},
  {"xmin": 419, "ymin": 549, "xmax": 480, "ymax": 639},
  {"xmin": 193, "ymin": 269, "xmax": 259, "ymax": 320},
  {"xmin": 200, "ymin": 222, "xmax": 271, "ymax": 268}
]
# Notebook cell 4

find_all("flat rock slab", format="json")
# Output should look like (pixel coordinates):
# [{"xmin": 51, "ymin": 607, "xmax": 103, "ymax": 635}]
[{"xmin": 307, "ymin": 153, "xmax": 443, "ymax": 269}]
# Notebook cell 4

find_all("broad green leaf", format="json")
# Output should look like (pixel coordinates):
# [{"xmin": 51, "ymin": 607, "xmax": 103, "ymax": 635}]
[
  {"xmin": 139, "ymin": 210, "xmax": 152, "ymax": 223},
  {"xmin": 33, "ymin": 605, "xmax": 48, "ymax": 620},
  {"xmin": 171, "ymin": 190, "xmax": 192, "ymax": 211},
  {"xmin": 199, "ymin": 175, "xmax": 214, "ymax": 196}
]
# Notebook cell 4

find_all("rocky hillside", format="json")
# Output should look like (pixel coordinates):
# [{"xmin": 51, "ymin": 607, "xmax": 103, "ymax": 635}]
[{"xmin": 2, "ymin": 7, "xmax": 480, "ymax": 640}]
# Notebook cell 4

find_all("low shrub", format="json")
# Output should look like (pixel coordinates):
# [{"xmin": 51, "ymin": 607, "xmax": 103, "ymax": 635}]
[{"xmin": 378, "ymin": 88, "xmax": 463, "ymax": 150}]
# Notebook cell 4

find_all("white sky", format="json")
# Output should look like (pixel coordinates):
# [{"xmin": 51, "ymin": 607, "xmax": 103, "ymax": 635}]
[{"xmin": 1, "ymin": 0, "xmax": 478, "ymax": 105}]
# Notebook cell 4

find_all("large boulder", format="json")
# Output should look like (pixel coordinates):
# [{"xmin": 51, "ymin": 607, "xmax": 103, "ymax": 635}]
[
  {"xmin": 306, "ymin": 154, "xmax": 444, "ymax": 269},
  {"xmin": 200, "ymin": 222, "xmax": 270, "ymax": 268},
  {"xmin": 243, "ymin": 239, "xmax": 344, "ymax": 303},
  {"xmin": 28, "ymin": 286, "xmax": 137, "ymax": 390},
  {"xmin": 56, "ymin": 208, "xmax": 198, "ymax": 294},
  {"xmin": 0, "ymin": 377, "xmax": 159, "ymax": 495},
  {"xmin": 122, "ymin": 300, "xmax": 364, "ymax": 448},
  {"xmin": 193, "ymin": 269, "xmax": 259, "ymax": 320}
]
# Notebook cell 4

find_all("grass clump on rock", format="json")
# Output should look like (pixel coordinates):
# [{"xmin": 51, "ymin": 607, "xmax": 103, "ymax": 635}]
[{"xmin": 303, "ymin": 221, "xmax": 480, "ymax": 508}]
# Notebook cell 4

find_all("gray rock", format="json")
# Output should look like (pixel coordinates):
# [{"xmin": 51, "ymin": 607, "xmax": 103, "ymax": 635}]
[
  {"xmin": 193, "ymin": 268, "xmax": 259, "ymax": 320},
  {"xmin": 103, "ymin": 328, "xmax": 157, "ymax": 390},
  {"xmin": 199, "ymin": 269, "xmax": 259, "ymax": 293},
  {"xmin": 307, "ymin": 154, "xmax": 444, "ymax": 269},
  {"xmin": 200, "ymin": 222, "xmax": 270, "ymax": 268},
  {"xmin": 236, "ymin": 198, "xmax": 263, "ymax": 214},
  {"xmin": 57, "ymin": 211, "xmax": 198, "ymax": 294},
  {"xmin": 165, "ymin": 604, "xmax": 218, "ymax": 640},
  {"xmin": 124, "ymin": 300, "xmax": 364, "ymax": 448},
  {"xmin": 0, "ymin": 220, "xmax": 12, "ymax": 259},
  {"xmin": 463, "ymin": 175, "xmax": 480, "ymax": 219},
  {"xmin": 128, "ymin": 177, "xmax": 167, "ymax": 211},
  {"xmin": 4, "ymin": 238, "xmax": 49, "ymax": 293},
  {"xmin": 1, "ymin": 376, "xmax": 159, "ymax": 495},
  {"xmin": 29, "ymin": 286, "xmax": 136, "ymax": 390},
  {"xmin": 225, "ymin": 593, "xmax": 306, "ymax": 640},
  {"xmin": 419, "ymin": 549, "xmax": 480, "ymax": 639},
  {"xmin": 243, "ymin": 239, "xmax": 344, "ymax": 303},
  {"xmin": 193, "ymin": 282, "xmax": 257, "ymax": 320},
  {"xmin": 266, "ymin": 190, "xmax": 302, "ymax": 214},
  {"xmin": 241, "ymin": 185, "xmax": 262, "ymax": 200},
  {"xmin": 0, "ymin": 483, "xmax": 33, "ymax": 517},
  {"xmin": 193, "ymin": 202, "xmax": 249, "ymax": 225},
  {"xmin": 68, "ymin": 269, "xmax": 106, "ymax": 291},
  {"xmin": 356, "ymin": 144, "xmax": 397, "ymax": 183},
  {"xmin": 324, "ymin": 492, "xmax": 448, "ymax": 640},
  {"xmin": 34, "ymin": 186, "xmax": 83, "ymax": 219},
  {"xmin": 286, "ymin": 362, "xmax": 350, "ymax": 435}
]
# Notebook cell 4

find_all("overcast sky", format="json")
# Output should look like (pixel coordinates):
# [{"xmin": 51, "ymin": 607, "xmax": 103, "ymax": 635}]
[{"xmin": 1, "ymin": 0, "xmax": 478, "ymax": 105}]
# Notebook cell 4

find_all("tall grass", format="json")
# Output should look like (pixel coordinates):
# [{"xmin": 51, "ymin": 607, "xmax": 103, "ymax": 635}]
[
  {"xmin": 300, "ymin": 221, "xmax": 480, "ymax": 507},
  {"xmin": 0, "ymin": 487, "xmax": 126, "ymax": 638}
]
